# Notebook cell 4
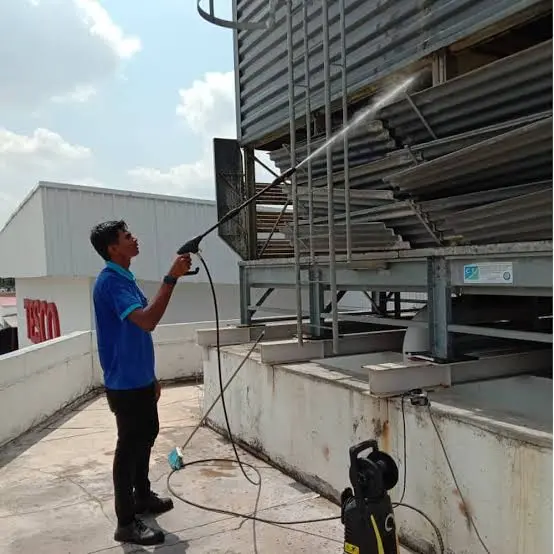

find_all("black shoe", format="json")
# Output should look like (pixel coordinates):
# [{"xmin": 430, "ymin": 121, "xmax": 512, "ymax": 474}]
[
  {"xmin": 114, "ymin": 518, "xmax": 165, "ymax": 545},
  {"xmin": 135, "ymin": 491, "xmax": 174, "ymax": 515}
]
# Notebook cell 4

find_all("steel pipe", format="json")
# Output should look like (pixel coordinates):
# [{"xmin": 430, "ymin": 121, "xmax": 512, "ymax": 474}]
[
  {"xmin": 286, "ymin": 0, "xmax": 303, "ymax": 344},
  {"xmin": 322, "ymin": 0, "xmax": 339, "ymax": 353},
  {"xmin": 303, "ymin": 0, "xmax": 315, "ymax": 263},
  {"xmin": 339, "ymin": 0, "xmax": 352, "ymax": 261}
]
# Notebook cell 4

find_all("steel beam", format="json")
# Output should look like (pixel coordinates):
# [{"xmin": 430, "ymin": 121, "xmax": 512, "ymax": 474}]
[
  {"xmin": 448, "ymin": 325, "xmax": 553, "ymax": 344},
  {"xmin": 259, "ymin": 330, "xmax": 405, "ymax": 365},
  {"xmin": 239, "ymin": 265, "xmax": 251, "ymax": 325},
  {"xmin": 362, "ymin": 349, "xmax": 551, "ymax": 397},
  {"xmin": 450, "ymin": 256, "xmax": 553, "ymax": 295},
  {"xmin": 247, "ymin": 261, "xmax": 428, "ymax": 291},
  {"xmin": 450, "ymin": 349, "xmax": 552, "ymax": 382},
  {"xmin": 197, "ymin": 322, "xmax": 301, "ymax": 348},
  {"xmin": 308, "ymin": 266, "xmax": 324, "ymax": 338},
  {"xmin": 427, "ymin": 257, "xmax": 452, "ymax": 360}
]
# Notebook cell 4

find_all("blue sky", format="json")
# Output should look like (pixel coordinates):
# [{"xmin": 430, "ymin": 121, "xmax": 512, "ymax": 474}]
[{"xmin": 0, "ymin": 0, "xmax": 246, "ymax": 226}]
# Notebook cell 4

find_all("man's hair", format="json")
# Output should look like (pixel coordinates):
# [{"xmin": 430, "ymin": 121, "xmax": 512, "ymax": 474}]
[{"xmin": 90, "ymin": 220, "xmax": 128, "ymax": 261}]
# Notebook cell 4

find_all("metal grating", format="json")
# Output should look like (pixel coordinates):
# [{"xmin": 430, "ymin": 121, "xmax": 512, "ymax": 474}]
[
  {"xmin": 282, "ymin": 221, "xmax": 410, "ymax": 254},
  {"xmin": 268, "ymin": 121, "xmax": 397, "ymax": 182},
  {"xmin": 213, "ymin": 138, "xmax": 251, "ymax": 259},
  {"xmin": 385, "ymin": 116, "xmax": 553, "ymax": 197},
  {"xmin": 281, "ymin": 186, "xmax": 394, "ymax": 216},
  {"xmin": 235, "ymin": 0, "xmax": 548, "ymax": 146},
  {"xmin": 295, "ymin": 181, "xmax": 553, "ymax": 249},
  {"xmin": 281, "ymin": 113, "xmax": 550, "ymax": 195},
  {"xmin": 378, "ymin": 39, "xmax": 553, "ymax": 145},
  {"xmin": 437, "ymin": 188, "xmax": 553, "ymax": 245},
  {"xmin": 331, "ymin": 200, "xmax": 442, "ymax": 247}
]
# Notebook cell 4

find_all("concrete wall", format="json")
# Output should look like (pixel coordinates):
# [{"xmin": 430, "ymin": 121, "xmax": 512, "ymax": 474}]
[
  {"xmin": 0, "ymin": 331, "xmax": 95, "ymax": 448},
  {"xmin": 14, "ymin": 274, "xmax": 345, "ymax": 347},
  {"xmin": 15, "ymin": 277, "xmax": 92, "ymax": 347},
  {"xmin": 91, "ymin": 320, "xmax": 237, "ymax": 385},
  {"xmin": 201, "ymin": 345, "xmax": 553, "ymax": 554},
  {"xmin": 15, "ymin": 276, "xmax": 240, "ymax": 347},
  {"xmin": 0, "ymin": 321, "xmax": 231, "ymax": 448}
]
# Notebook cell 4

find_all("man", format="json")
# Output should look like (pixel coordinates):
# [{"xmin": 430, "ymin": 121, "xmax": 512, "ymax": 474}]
[{"xmin": 90, "ymin": 220, "xmax": 191, "ymax": 546}]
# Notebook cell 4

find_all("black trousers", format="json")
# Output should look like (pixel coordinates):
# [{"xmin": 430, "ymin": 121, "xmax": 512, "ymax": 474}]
[{"xmin": 106, "ymin": 382, "xmax": 159, "ymax": 526}]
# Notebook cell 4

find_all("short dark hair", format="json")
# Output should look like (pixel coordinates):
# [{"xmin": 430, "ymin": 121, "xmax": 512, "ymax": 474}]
[{"xmin": 90, "ymin": 220, "xmax": 128, "ymax": 261}]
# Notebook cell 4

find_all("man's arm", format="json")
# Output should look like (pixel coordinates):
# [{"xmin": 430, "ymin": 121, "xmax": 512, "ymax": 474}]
[
  {"xmin": 127, "ymin": 282, "xmax": 176, "ymax": 332},
  {"xmin": 127, "ymin": 255, "xmax": 191, "ymax": 332}
]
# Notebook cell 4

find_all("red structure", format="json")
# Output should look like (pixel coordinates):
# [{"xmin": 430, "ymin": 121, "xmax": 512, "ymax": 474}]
[{"xmin": 23, "ymin": 299, "xmax": 61, "ymax": 344}]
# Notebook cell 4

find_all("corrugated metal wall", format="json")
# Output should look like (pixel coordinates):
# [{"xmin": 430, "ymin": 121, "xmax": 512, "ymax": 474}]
[
  {"xmin": 234, "ymin": 0, "xmax": 545, "ymax": 146},
  {"xmin": 0, "ymin": 188, "xmax": 47, "ymax": 277},
  {"xmin": 39, "ymin": 183, "xmax": 241, "ymax": 285}
]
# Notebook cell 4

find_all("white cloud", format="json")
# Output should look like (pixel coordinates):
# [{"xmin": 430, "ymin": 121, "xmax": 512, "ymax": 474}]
[
  {"xmin": 0, "ymin": 127, "xmax": 95, "ymax": 226},
  {"xmin": 128, "ymin": 160, "xmax": 214, "ymax": 199},
  {"xmin": 128, "ymin": 71, "xmax": 278, "ymax": 199},
  {"xmin": 0, "ymin": 0, "xmax": 141, "ymax": 109},
  {"xmin": 0, "ymin": 128, "xmax": 91, "ymax": 162},
  {"xmin": 51, "ymin": 85, "xmax": 98, "ymax": 105},
  {"xmin": 74, "ymin": 0, "xmax": 140, "ymax": 59},
  {"xmin": 176, "ymin": 72, "xmax": 236, "ymax": 137}
]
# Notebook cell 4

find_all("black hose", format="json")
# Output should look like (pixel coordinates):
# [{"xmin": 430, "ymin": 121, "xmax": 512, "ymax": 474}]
[
  {"xmin": 165, "ymin": 253, "xmax": 340, "ymax": 526},
  {"xmin": 165, "ymin": 254, "xmax": 448, "ymax": 552}
]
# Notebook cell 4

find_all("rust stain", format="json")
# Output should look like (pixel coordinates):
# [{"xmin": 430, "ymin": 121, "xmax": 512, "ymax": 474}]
[
  {"xmin": 322, "ymin": 445, "xmax": 330, "ymax": 461},
  {"xmin": 370, "ymin": 418, "xmax": 390, "ymax": 452},
  {"xmin": 453, "ymin": 488, "xmax": 472, "ymax": 531},
  {"xmin": 199, "ymin": 468, "xmax": 234, "ymax": 478},
  {"xmin": 381, "ymin": 420, "xmax": 390, "ymax": 453}
]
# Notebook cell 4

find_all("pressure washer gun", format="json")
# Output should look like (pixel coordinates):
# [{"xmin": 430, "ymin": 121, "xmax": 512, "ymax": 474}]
[
  {"xmin": 176, "ymin": 167, "xmax": 297, "ymax": 274},
  {"xmin": 341, "ymin": 439, "xmax": 400, "ymax": 554}
]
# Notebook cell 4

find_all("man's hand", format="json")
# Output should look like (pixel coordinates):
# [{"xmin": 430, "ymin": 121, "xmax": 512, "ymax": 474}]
[
  {"xmin": 155, "ymin": 380, "xmax": 161, "ymax": 402},
  {"xmin": 168, "ymin": 254, "xmax": 192, "ymax": 279}
]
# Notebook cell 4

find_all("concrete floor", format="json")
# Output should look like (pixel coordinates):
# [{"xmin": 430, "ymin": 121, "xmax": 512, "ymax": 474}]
[{"xmin": 0, "ymin": 383, "xmax": 411, "ymax": 554}]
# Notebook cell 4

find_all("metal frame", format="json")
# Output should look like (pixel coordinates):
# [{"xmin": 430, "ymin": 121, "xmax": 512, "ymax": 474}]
[
  {"xmin": 239, "ymin": 242, "xmax": 553, "ymax": 356},
  {"xmin": 201, "ymin": 4, "xmax": 553, "ymax": 362}
]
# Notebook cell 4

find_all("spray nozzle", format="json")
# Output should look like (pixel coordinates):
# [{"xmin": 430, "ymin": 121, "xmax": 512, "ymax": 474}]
[{"xmin": 177, "ymin": 235, "xmax": 202, "ymax": 255}]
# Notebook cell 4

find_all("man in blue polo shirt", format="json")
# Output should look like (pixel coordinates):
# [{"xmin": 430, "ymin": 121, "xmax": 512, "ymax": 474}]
[{"xmin": 90, "ymin": 220, "xmax": 191, "ymax": 546}]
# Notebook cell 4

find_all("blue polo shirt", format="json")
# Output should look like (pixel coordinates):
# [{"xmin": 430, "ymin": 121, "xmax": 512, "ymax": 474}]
[{"xmin": 92, "ymin": 261, "xmax": 155, "ymax": 390}]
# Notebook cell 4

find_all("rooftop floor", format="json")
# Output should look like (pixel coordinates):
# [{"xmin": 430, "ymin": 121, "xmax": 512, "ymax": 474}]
[{"xmin": 1, "ymin": 383, "xmax": 412, "ymax": 554}]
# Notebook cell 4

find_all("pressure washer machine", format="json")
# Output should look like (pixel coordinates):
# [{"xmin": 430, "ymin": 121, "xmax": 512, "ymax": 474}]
[{"xmin": 341, "ymin": 440, "xmax": 400, "ymax": 554}]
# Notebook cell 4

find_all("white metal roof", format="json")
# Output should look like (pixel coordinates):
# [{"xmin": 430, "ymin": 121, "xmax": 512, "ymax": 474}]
[{"xmin": 0, "ymin": 181, "xmax": 240, "ymax": 284}]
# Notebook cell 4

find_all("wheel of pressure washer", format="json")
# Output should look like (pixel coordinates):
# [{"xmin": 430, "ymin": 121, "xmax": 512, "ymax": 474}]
[{"xmin": 368, "ymin": 450, "xmax": 399, "ymax": 491}]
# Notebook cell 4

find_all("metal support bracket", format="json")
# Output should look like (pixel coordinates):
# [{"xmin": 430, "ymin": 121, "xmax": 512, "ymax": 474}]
[
  {"xmin": 239, "ymin": 265, "xmax": 251, "ymax": 326},
  {"xmin": 427, "ymin": 257, "xmax": 452, "ymax": 360},
  {"xmin": 197, "ymin": 0, "xmax": 277, "ymax": 30},
  {"xmin": 404, "ymin": 92, "xmax": 437, "ymax": 140},
  {"xmin": 249, "ymin": 288, "xmax": 275, "ymax": 319},
  {"xmin": 308, "ymin": 267, "xmax": 325, "ymax": 338}
]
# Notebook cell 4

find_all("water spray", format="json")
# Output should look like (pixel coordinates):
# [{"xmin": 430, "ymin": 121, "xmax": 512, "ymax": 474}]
[{"xmin": 176, "ymin": 75, "xmax": 416, "ymax": 268}]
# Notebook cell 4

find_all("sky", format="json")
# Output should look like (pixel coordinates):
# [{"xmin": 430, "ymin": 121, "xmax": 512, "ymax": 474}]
[{"xmin": 0, "ymin": 0, "xmax": 269, "ymax": 227}]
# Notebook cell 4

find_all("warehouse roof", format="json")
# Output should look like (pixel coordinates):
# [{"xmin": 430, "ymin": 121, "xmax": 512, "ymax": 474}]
[{"xmin": 0, "ymin": 181, "xmax": 240, "ymax": 284}]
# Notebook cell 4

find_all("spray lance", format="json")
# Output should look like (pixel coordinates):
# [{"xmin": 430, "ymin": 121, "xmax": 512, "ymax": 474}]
[
  {"xmin": 175, "ymin": 166, "xmax": 297, "ymax": 271},
  {"xmin": 175, "ymin": 76, "xmax": 417, "ymax": 265}
]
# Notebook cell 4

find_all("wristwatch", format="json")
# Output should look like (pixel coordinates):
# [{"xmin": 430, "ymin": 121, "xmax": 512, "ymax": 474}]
[{"xmin": 163, "ymin": 275, "xmax": 178, "ymax": 286}]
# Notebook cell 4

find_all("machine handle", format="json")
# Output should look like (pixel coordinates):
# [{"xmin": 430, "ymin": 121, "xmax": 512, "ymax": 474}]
[
  {"xmin": 183, "ymin": 267, "xmax": 200, "ymax": 276},
  {"xmin": 349, "ymin": 440, "xmax": 378, "ymax": 465}
]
